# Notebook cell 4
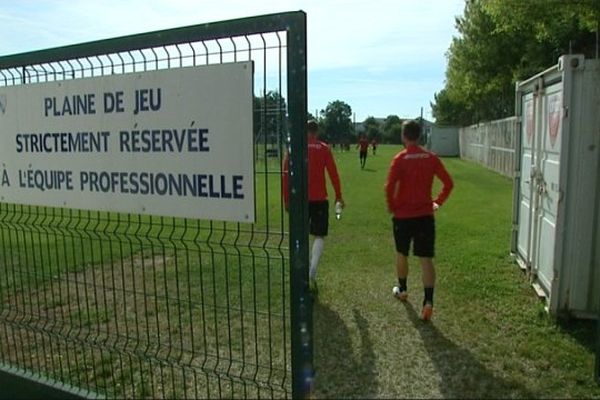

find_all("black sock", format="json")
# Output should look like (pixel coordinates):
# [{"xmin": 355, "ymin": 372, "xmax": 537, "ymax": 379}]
[
  {"xmin": 398, "ymin": 278, "xmax": 407, "ymax": 292},
  {"xmin": 424, "ymin": 287, "xmax": 434, "ymax": 305}
]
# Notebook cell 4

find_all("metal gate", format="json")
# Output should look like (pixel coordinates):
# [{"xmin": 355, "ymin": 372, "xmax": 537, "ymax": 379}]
[{"xmin": 0, "ymin": 11, "xmax": 311, "ymax": 399}]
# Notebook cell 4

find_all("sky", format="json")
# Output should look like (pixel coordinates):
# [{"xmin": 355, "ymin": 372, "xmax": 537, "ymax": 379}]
[{"xmin": 0, "ymin": 0, "xmax": 465, "ymax": 122}]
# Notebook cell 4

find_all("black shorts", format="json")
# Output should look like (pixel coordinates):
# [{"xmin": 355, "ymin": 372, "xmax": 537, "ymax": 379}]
[
  {"xmin": 392, "ymin": 215, "xmax": 435, "ymax": 257},
  {"xmin": 309, "ymin": 201, "xmax": 329, "ymax": 237},
  {"xmin": 359, "ymin": 150, "xmax": 367, "ymax": 159}
]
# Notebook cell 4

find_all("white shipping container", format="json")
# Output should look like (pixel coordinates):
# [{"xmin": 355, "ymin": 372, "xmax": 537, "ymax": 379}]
[
  {"xmin": 429, "ymin": 126, "xmax": 460, "ymax": 157},
  {"xmin": 512, "ymin": 54, "xmax": 600, "ymax": 319}
]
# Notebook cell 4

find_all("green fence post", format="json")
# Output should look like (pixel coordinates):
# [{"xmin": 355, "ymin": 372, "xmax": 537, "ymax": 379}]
[
  {"xmin": 286, "ymin": 11, "xmax": 312, "ymax": 400},
  {"xmin": 596, "ymin": 308, "xmax": 600, "ymax": 385}
]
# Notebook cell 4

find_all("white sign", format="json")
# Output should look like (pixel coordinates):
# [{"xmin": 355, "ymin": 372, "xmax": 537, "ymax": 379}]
[{"xmin": 0, "ymin": 62, "xmax": 255, "ymax": 223}]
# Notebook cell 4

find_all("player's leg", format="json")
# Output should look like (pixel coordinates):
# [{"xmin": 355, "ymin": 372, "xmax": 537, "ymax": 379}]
[
  {"xmin": 394, "ymin": 253, "xmax": 409, "ymax": 301},
  {"xmin": 392, "ymin": 218, "xmax": 411, "ymax": 301},
  {"xmin": 419, "ymin": 257, "xmax": 435, "ymax": 321},
  {"xmin": 308, "ymin": 201, "xmax": 329, "ymax": 290},
  {"xmin": 414, "ymin": 216, "xmax": 436, "ymax": 320},
  {"xmin": 420, "ymin": 257, "xmax": 435, "ymax": 298},
  {"xmin": 310, "ymin": 236, "xmax": 324, "ymax": 280}
]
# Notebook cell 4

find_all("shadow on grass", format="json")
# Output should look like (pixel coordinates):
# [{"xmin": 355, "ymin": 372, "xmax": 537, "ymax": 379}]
[
  {"xmin": 557, "ymin": 317, "xmax": 596, "ymax": 354},
  {"xmin": 313, "ymin": 302, "xmax": 378, "ymax": 398},
  {"xmin": 403, "ymin": 302, "xmax": 533, "ymax": 398},
  {"xmin": 361, "ymin": 168, "xmax": 377, "ymax": 172}
]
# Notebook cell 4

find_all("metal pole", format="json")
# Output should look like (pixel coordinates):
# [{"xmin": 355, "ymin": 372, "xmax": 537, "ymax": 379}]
[
  {"xmin": 287, "ymin": 11, "xmax": 312, "ymax": 399},
  {"xmin": 594, "ymin": 21, "xmax": 600, "ymax": 376},
  {"xmin": 596, "ymin": 21, "xmax": 600, "ymax": 59},
  {"xmin": 597, "ymin": 313, "xmax": 600, "ymax": 384},
  {"xmin": 420, "ymin": 106, "xmax": 424, "ymax": 145}
]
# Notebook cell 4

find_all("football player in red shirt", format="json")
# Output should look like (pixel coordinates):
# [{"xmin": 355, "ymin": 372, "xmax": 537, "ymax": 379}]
[
  {"xmin": 385, "ymin": 120, "xmax": 453, "ymax": 321},
  {"xmin": 283, "ymin": 120, "xmax": 344, "ymax": 291},
  {"xmin": 357, "ymin": 135, "xmax": 369, "ymax": 169}
]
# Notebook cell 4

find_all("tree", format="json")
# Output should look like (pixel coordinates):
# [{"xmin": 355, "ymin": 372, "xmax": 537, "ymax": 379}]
[
  {"xmin": 254, "ymin": 91, "xmax": 286, "ymax": 144},
  {"xmin": 321, "ymin": 100, "xmax": 353, "ymax": 143},
  {"xmin": 362, "ymin": 116, "xmax": 381, "ymax": 141},
  {"xmin": 432, "ymin": 0, "xmax": 522, "ymax": 125},
  {"xmin": 432, "ymin": 0, "xmax": 600, "ymax": 126},
  {"xmin": 484, "ymin": 0, "xmax": 599, "ymax": 79},
  {"xmin": 382, "ymin": 115, "xmax": 403, "ymax": 144},
  {"xmin": 431, "ymin": 88, "xmax": 472, "ymax": 127}
]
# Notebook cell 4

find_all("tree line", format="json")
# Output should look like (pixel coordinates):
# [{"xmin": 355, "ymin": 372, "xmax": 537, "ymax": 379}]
[
  {"xmin": 310, "ymin": 100, "xmax": 410, "ymax": 144},
  {"xmin": 432, "ymin": 0, "xmax": 600, "ymax": 126},
  {"xmin": 255, "ymin": 93, "xmax": 410, "ymax": 145}
]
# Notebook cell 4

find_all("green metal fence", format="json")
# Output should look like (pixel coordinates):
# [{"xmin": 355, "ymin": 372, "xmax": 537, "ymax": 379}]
[{"xmin": 0, "ymin": 11, "xmax": 310, "ymax": 399}]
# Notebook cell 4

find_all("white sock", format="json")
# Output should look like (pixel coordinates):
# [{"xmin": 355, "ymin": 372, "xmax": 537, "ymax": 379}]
[{"xmin": 309, "ymin": 237, "xmax": 324, "ymax": 280}]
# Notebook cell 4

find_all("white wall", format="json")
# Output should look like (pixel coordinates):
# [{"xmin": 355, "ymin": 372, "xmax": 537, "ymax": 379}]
[{"xmin": 459, "ymin": 117, "xmax": 517, "ymax": 177}]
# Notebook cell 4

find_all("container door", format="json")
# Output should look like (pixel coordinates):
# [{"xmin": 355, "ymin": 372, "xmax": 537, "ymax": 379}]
[
  {"xmin": 516, "ymin": 92, "xmax": 536, "ymax": 264},
  {"xmin": 515, "ymin": 79, "xmax": 563, "ymax": 296},
  {"xmin": 532, "ymin": 83, "xmax": 563, "ymax": 291}
]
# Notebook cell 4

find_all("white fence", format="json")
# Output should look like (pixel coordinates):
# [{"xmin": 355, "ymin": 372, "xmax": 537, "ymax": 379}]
[{"xmin": 459, "ymin": 116, "xmax": 517, "ymax": 177}]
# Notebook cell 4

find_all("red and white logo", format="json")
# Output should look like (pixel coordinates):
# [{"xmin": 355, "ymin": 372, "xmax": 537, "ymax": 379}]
[{"xmin": 547, "ymin": 93, "xmax": 562, "ymax": 148}]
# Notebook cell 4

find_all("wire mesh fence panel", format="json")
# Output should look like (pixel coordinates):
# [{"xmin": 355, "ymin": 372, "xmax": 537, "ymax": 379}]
[{"xmin": 0, "ymin": 12, "xmax": 308, "ymax": 399}]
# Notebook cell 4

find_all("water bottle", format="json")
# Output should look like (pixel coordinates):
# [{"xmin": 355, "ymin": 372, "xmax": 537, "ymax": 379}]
[{"xmin": 335, "ymin": 201, "xmax": 343, "ymax": 220}]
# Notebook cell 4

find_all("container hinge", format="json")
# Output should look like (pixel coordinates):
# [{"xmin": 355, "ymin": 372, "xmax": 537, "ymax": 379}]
[{"xmin": 563, "ymin": 106, "xmax": 569, "ymax": 119}]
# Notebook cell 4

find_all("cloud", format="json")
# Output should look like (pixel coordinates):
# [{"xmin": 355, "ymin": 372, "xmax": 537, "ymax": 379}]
[
  {"xmin": 0, "ymin": 0, "xmax": 462, "ymax": 69},
  {"xmin": 0, "ymin": 0, "xmax": 463, "ymax": 120}
]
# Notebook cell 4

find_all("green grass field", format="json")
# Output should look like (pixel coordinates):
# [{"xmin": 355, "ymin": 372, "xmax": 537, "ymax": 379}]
[
  {"xmin": 0, "ymin": 143, "xmax": 598, "ymax": 398},
  {"xmin": 313, "ymin": 144, "xmax": 599, "ymax": 398}
]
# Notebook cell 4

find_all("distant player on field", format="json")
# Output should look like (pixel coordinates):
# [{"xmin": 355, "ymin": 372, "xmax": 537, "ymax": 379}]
[
  {"xmin": 385, "ymin": 120, "xmax": 453, "ymax": 321},
  {"xmin": 283, "ymin": 120, "xmax": 344, "ymax": 292},
  {"xmin": 371, "ymin": 138, "xmax": 378, "ymax": 155},
  {"xmin": 357, "ymin": 135, "xmax": 369, "ymax": 169}
]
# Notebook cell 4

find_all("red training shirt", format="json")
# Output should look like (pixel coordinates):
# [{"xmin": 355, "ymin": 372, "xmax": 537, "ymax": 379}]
[
  {"xmin": 282, "ymin": 135, "xmax": 342, "ymax": 207},
  {"xmin": 357, "ymin": 138, "xmax": 369, "ymax": 152},
  {"xmin": 385, "ymin": 145, "xmax": 454, "ymax": 218}
]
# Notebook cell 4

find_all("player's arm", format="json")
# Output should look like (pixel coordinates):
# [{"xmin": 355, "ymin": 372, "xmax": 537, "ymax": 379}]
[
  {"xmin": 433, "ymin": 157, "xmax": 454, "ymax": 207},
  {"xmin": 282, "ymin": 151, "xmax": 290, "ymax": 211},
  {"xmin": 325, "ymin": 148, "xmax": 344, "ymax": 207},
  {"xmin": 385, "ymin": 158, "xmax": 400, "ymax": 214}
]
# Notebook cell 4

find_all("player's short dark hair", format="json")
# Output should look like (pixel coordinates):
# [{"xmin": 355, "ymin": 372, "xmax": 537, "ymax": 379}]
[
  {"xmin": 307, "ymin": 120, "xmax": 319, "ymax": 133},
  {"xmin": 402, "ymin": 120, "xmax": 421, "ymax": 141}
]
